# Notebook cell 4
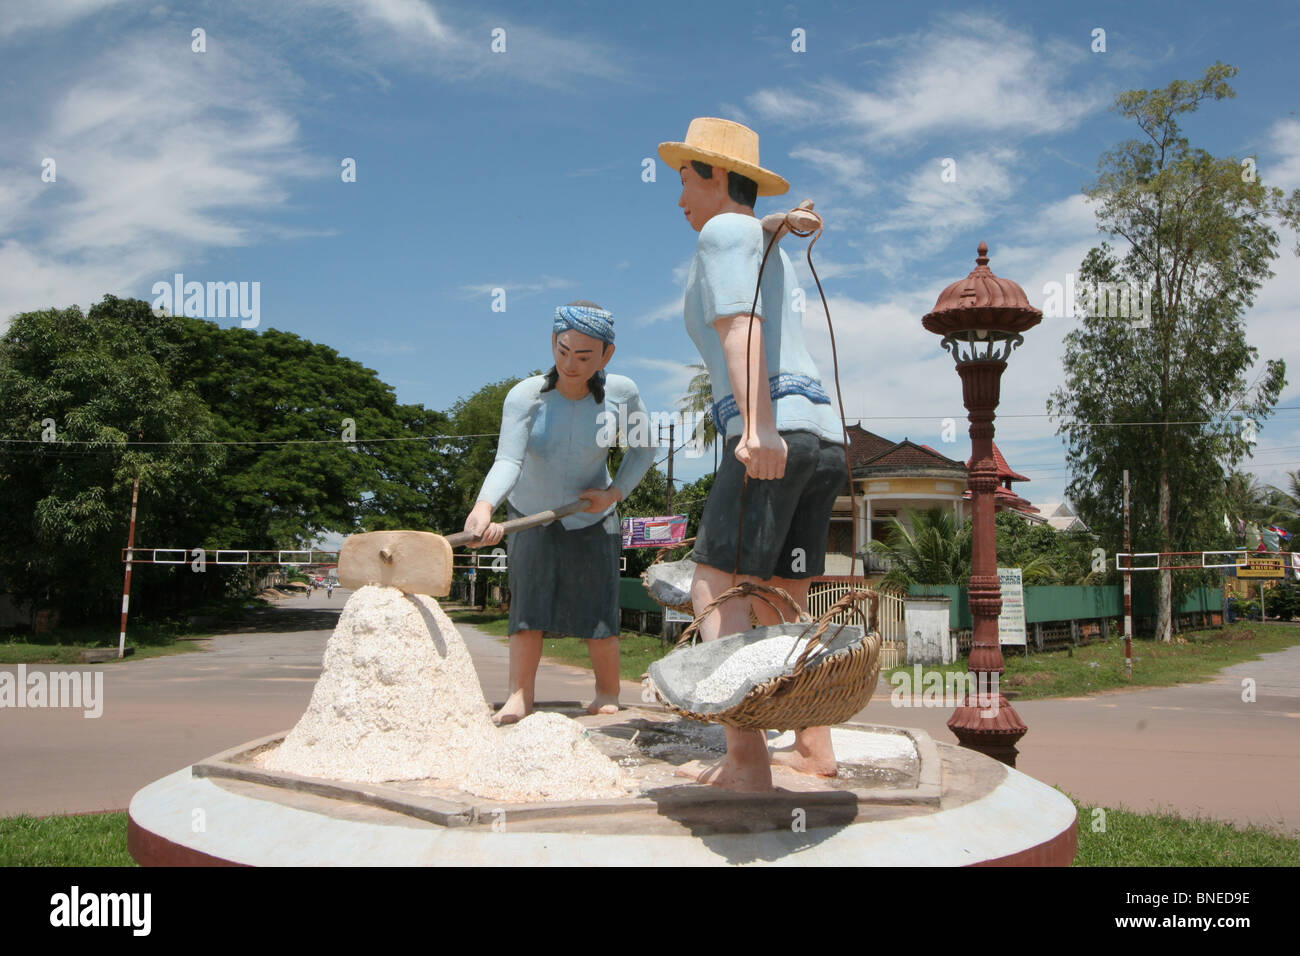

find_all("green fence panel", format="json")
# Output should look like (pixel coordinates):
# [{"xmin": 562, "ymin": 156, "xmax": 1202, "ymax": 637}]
[
  {"xmin": 909, "ymin": 583, "xmax": 1222, "ymax": 628},
  {"xmin": 1131, "ymin": 585, "xmax": 1223, "ymax": 616},
  {"xmin": 620, "ymin": 577, "xmax": 661, "ymax": 613},
  {"xmin": 1023, "ymin": 586, "xmax": 1121, "ymax": 623}
]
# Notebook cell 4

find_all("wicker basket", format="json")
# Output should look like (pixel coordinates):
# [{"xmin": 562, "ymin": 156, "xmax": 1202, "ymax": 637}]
[{"xmin": 648, "ymin": 582, "xmax": 882, "ymax": 730}]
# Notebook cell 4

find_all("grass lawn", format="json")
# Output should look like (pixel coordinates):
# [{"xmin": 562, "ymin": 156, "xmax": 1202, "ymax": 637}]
[
  {"xmin": 0, "ymin": 812, "xmax": 136, "ymax": 866},
  {"xmin": 0, "ymin": 640, "xmax": 205, "ymax": 665},
  {"xmin": 445, "ymin": 608, "xmax": 673, "ymax": 681},
  {"xmin": 0, "ymin": 595, "xmax": 277, "ymax": 665},
  {"xmin": 883, "ymin": 621, "xmax": 1300, "ymax": 701},
  {"xmin": 2, "ymin": 799, "xmax": 1295, "ymax": 866},
  {"xmin": 1069, "ymin": 795, "xmax": 1300, "ymax": 866}
]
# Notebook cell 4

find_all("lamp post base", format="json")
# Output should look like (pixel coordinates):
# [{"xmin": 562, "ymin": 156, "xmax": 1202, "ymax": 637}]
[{"xmin": 948, "ymin": 698, "xmax": 1027, "ymax": 768}]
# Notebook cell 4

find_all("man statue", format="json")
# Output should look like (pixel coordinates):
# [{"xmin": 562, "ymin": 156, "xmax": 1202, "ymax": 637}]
[{"xmin": 658, "ymin": 117, "xmax": 849, "ymax": 791}]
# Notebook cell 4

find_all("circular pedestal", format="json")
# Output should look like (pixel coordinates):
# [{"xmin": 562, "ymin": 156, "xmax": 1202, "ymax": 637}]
[{"xmin": 128, "ymin": 710, "xmax": 1076, "ymax": 866}]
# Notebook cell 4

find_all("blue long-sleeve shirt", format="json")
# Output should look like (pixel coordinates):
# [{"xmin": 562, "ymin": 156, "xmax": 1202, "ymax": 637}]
[{"xmin": 476, "ymin": 373, "xmax": 656, "ymax": 530}]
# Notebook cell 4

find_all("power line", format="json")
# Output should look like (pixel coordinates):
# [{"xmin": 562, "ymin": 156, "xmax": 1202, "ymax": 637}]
[
  {"xmin": 0, "ymin": 433, "xmax": 501, "ymax": 448},
  {"xmin": 6, "ymin": 405, "xmax": 1298, "ymax": 452}
]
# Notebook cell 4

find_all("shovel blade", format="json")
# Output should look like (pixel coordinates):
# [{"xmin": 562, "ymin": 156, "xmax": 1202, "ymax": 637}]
[{"xmin": 337, "ymin": 530, "xmax": 453, "ymax": 597}]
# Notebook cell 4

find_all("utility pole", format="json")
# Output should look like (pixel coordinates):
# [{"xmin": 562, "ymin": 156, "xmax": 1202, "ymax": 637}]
[
  {"xmin": 662, "ymin": 422, "xmax": 675, "ymax": 515},
  {"xmin": 1123, "ymin": 469, "xmax": 1132, "ymax": 680},
  {"xmin": 119, "ymin": 471, "xmax": 140, "ymax": 660}
]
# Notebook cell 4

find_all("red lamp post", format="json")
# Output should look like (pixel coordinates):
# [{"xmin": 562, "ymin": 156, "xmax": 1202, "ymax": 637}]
[{"xmin": 922, "ymin": 242, "xmax": 1042, "ymax": 767}]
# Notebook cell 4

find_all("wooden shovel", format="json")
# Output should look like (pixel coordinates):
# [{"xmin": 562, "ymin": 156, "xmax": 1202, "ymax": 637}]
[{"xmin": 336, "ymin": 500, "xmax": 588, "ymax": 596}]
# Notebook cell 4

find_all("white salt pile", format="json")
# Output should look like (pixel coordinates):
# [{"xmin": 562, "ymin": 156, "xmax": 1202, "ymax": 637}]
[
  {"xmin": 466, "ymin": 712, "xmax": 627, "ymax": 802},
  {"xmin": 267, "ymin": 585, "xmax": 628, "ymax": 801},
  {"xmin": 267, "ymin": 585, "xmax": 499, "ymax": 783},
  {"xmin": 693, "ymin": 635, "xmax": 811, "ymax": 704}
]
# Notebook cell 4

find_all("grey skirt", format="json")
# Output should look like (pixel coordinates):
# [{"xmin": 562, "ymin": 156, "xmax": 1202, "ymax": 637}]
[{"xmin": 506, "ymin": 504, "xmax": 621, "ymax": 640}]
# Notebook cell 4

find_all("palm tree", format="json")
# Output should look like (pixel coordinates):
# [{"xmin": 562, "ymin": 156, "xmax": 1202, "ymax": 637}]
[
  {"xmin": 1219, "ymin": 469, "xmax": 1289, "ymax": 547},
  {"xmin": 866, "ymin": 507, "xmax": 971, "ymax": 593},
  {"xmin": 1224, "ymin": 470, "xmax": 1275, "ymax": 526},
  {"xmin": 1266, "ymin": 469, "xmax": 1300, "ymax": 539},
  {"xmin": 679, "ymin": 363, "xmax": 718, "ymax": 471}
]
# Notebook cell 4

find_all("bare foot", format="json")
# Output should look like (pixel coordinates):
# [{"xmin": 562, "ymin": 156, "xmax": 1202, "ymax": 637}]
[
  {"xmin": 586, "ymin": 694, "xmax": 621, "ymax": 716},
  {"xmin": 492, "ymin": 690, "xmax": 531, "ymax": 726},
  {"xmin": 674, "ymin": 757, "xmax": 773, "ymax": 792},
  {"xmin": 769, "ymin": 727, "xmax": 837, "ymax": 777},
  {"xmin": 769, "ymin": 748, "xmax": 838, "ymax": 777}
]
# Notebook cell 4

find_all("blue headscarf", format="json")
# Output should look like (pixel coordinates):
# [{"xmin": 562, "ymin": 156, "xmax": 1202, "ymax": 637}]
[{"xmin": 553, "ymin": 303, "xmax": 614, "ymax": 346}]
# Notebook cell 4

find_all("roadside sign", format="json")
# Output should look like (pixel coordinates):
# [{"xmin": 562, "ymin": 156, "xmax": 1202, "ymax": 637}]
[
  {"xmin": 622, "ymin": 515, "xmax": 687, "ymax": 548},
  {"xmin": 1236, "ymin": 555, "xmax": 1287, "ymax": 578},
  {"xmin": 997, "ymin": 567, "xmax": 1026, "ymax": 646}
]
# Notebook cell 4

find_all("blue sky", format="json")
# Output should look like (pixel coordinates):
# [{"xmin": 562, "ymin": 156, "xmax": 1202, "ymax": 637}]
[{"xmin": 3, "ymin": 0, "xmax": 1299, "ymax": 513}]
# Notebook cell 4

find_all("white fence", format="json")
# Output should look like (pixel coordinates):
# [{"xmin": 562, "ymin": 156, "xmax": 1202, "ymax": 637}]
[{"xmin": 806, "ymin": 582, "xmax": 905, "ymax": 641}]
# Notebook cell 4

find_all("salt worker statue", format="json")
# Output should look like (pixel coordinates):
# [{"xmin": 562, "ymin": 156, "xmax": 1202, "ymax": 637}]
[
  {"xmin": 463, "ymin": 301, "xmax": 655, "ymax": 725},
  {"xmin": 658, "ymin": 118, "xmax": 849, "ymax": 791}
]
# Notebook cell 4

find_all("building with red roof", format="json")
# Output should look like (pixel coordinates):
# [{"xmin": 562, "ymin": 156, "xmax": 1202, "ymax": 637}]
[{"xmin": 824, "ymin": 424, "xmax": 1058, "ymax": 577}]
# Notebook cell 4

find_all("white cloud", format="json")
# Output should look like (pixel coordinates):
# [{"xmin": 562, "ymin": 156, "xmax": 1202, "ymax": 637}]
[
  {"xmin": 747, "ymin": 89, "xmax": 820, "ymax": 125},
  {"xmin": 352, "ymin": 0, "xmax": 451, "ymax": 43},
  {"xmin": 621, "ymin": 356, "xmax": 700, "ymax": 409},
  {"xmin": 788, "ymin": 147, "xmax": 872, "ymax": 197},
  {"xmin": 457, "ymin": 275, "xmax": 574, "ymax": 300},
  {"xmin": 631, "ymin": 295, "xmax": 684, "ymax": 326},
  {"xmin": 750, "ymin": 14, "xmax": 1104, "ymax": 144},
  {"xmin": 1266, "ymin": 117, "xmax": 1300, "ymax": 192},
  {"xmin": 0, "ymin": 0, "xmax": 131, "ymax": 38},
  {"xmin": 0, "ymin": 31, "xmax": 313, "ymax": 329},
  {"xmin": 289, "ymin": 0, "xmax": 630, "ymax": 88},
  {"xmin": 872, "ymin": 148, "xmax": 1018, "ymax": 235}
]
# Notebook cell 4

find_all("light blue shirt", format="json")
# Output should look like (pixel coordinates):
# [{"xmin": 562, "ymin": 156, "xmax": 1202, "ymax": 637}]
[
  {"xmin": 476, "ymin": 373, "xmax": 656, "ymax": 530},
  {"xmin": 683, "ymin": 212, "xmax": 844, "ymax": 446}
]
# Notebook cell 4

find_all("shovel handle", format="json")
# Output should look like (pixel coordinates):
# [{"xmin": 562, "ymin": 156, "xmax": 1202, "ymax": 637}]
[{"xmin": 444, "ymin": 500, "xmax": 588, "ymax": 547}]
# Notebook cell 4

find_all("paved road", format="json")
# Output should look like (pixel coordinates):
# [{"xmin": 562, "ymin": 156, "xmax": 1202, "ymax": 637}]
[{"xmin": 2, "ymin": 590, "xmax": 1297, "ymax": 836}]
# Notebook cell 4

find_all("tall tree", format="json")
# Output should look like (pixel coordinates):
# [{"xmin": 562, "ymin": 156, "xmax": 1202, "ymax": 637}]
[
  {"xmin": 1048, "ymin": 63, "xmax": 1290, "ymax": 640},
  {"xmin": 1, "ymin": 296, "xmax": 459, "ymax": 624},
  {"xmin": 442, "ymin": 375, "xmax": 529, "ymax": 526},
  {"xmin": 0, "ymin": 298, "xmax": 224, "ymax": 621}
]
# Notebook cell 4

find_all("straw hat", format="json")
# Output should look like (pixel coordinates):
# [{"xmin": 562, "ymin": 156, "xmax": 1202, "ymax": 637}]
[{"xmin": 659, "ymin": 117, "xmax": 789, "ymax": 197}]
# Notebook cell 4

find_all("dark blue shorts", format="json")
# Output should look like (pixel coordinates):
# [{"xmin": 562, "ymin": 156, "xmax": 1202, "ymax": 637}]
[{"xmin": 693, "ymin": 431, "xmax": 847, "ymax": 580}]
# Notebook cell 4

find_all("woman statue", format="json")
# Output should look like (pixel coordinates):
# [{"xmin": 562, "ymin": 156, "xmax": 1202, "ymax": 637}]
[{"xmin": 463, "ymin": 301, "xmax": 655, "ymax": 724}]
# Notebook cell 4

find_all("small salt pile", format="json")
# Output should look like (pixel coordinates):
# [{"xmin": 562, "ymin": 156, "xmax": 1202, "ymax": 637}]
[
  {"xmin": 693, "ymin": 635, "xmax": 811, "ymax": 705},
  {"xmin": 464, "ymin": 712, "xmax": 628, "ymax": 802}
]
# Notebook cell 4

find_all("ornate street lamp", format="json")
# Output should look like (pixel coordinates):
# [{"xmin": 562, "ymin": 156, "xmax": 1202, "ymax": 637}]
[{"xmin": 922, "ymin": 242, "xmax": 1042, "ymax": 767}]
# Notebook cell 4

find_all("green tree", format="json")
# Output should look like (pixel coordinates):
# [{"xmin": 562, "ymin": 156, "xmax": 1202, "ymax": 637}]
[
  {"xmin": 0, "ymin": 298, "xmax": 224, "ymax": 622},
  {"xmin": 612, "ymin": 452, "xmax": 669, "ymax": 578},
  {"xmin": 994, "ymin": 511, "xmax": 1103, "ymax": 585},
  {"xmin": 441, "ymin": 375, "xmax": 530, "ymax": 527},
  {"xmin": 1048, "ymin": 63, "xmax": 1290, "ymax": 641},
  {"xmin": 1, "ymin": 295, "xmax": 460, "ymax": 624}
]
